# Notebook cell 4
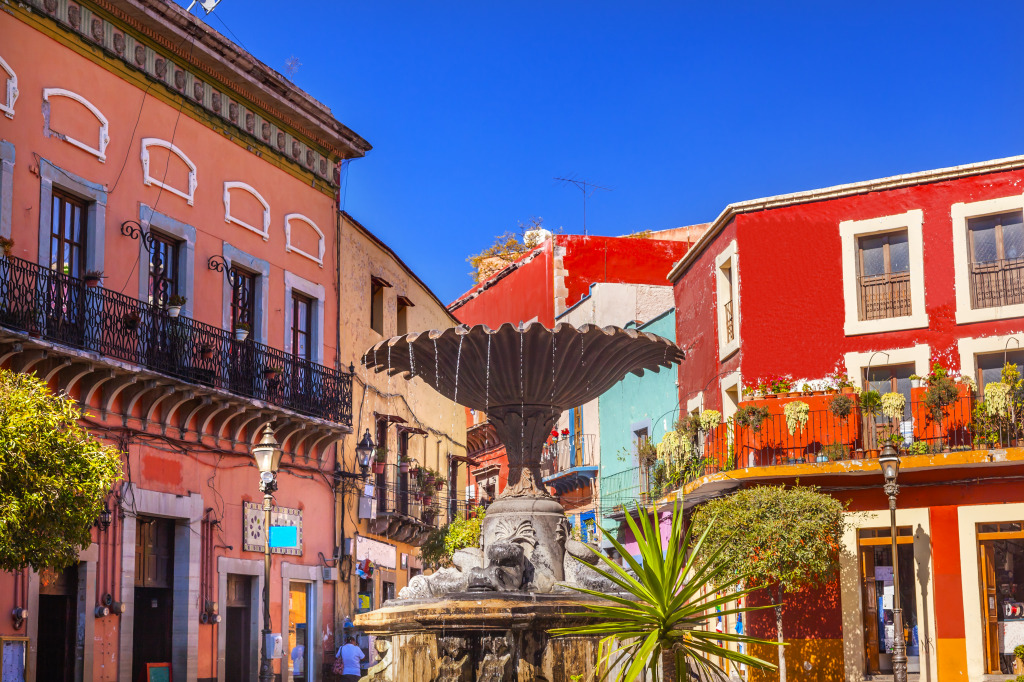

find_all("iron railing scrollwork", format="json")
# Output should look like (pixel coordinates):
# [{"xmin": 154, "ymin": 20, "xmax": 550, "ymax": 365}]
[{"xmin": 0, "ymin": 255, "xmax": 352, "ymax": 426}]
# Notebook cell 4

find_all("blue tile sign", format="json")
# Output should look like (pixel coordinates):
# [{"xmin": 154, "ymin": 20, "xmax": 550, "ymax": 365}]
[{"xmin": 269, "ymin": 525, "xmax": 298, "ymax": 549}]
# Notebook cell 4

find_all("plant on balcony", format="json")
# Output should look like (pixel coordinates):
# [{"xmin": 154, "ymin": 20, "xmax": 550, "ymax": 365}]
[
  {"xmin": 0, "ymin": 369, "xmax": 122, "ymax": 571},
  {"xmin": 83, "ymin": 270, "xmax": 103, "ymax": 287},
  {"xmin": 690, "ymin": 485, "xmax": 847, "ymax": 682},
  {"xmin": 827, "ymin": 394, "xmax": 853, "ymax": 419},
  {"xmin": 199, "ymin": 343, "xmax": 216, "ymax": 360},
  {"xmin": 821, "ymin": 442, "xmax": 849, "ymax": 462},
  {"xmin": 827, "ymin": 369, "xmax": 857, "ymax": 393},
  {"xmin": 698, "ymin": 409, "xmax": 721, "ymax": 433},
  {"xmin": 234, "ymin": 322, "xmax": 250, "ymax": 342},
  {"xmin": 372, "ymin": 447, "xmax": 387, "ymax": 474},
  {"xmin": 960, "ymin": 374, "xmax": 977, "ymax": 392},
  {"xmin": 0, "ymin": 236, "xmax": 14, "ymax": 257},
  {"xmin": 783, "ymin": 400, "xmax": 809, "ymax": 436},
  {"xmin": 908, "ymin": 440, "xmax": 929, "ymax": 456},
  {"xmin": 859, "ymin": 389, "xmax": 882, "ymax": 415},
  {"xmin": 657, "ymin": 429, "xmax": 692, "ymax": 463},
  {"xmin": 735, "ymin": 404, "xmax": 770, "ymax": 432},
  {"xmin": 881, "ymin": 392, "xmax": 906, "ymax": 420},
  {"xmin": 551, "ymin": 501, "xmax": 777, "ymax": 681},
  {"xmin": 263, "ymin": 364, "xmax": 284, "ymax": 382},
  {"xmin": 434, "ymin": 475, "xmax": 447, "ymax": 492},
  {"xmin": 747, "ymin": 374, "xmax": 793, "ymax": 397},
  {"xmin": 636, "ymin": 438, "xmax": 658, "ymax": 468},
  {"xmin": 972, "ymin": 402, "xmax": 999, "ymax": 448},
  {"xmin": 121, "ymin": 311, "xmax": 141, "ymax": 331},
  {"xmin": 399, "ymin": 455, "xmax": 412, "ymax": 474},
  {"xmin": 420, "ymin": 508, "xmax": 485, "ymax": 569},
  {"xmin": 167, "ymin": 294, "xmax": 187, "ymax": 318},
  {"xmin": 923, "ymin": 366, "xmax": 960, "ymax": 423},
  {"xmin": 986, "ymin": 382, "xmax": 1012, "ymax": 417}
]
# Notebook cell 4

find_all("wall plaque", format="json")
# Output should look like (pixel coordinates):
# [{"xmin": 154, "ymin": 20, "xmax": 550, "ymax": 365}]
[{"xmin": 243, "ymin": 501, "xmax": 303, "ymax": 556}]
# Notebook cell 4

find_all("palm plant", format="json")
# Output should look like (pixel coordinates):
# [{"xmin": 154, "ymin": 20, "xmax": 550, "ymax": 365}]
[{"xmin": 550, "ymin": 501, "xmax": 777, "ymax": 681}]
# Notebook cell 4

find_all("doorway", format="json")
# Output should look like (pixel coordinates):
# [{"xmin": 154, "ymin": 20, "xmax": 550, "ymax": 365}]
[
  {"xmin": 288, "ymin": 582, "xmax": 311, "ymax": 682},
  {"xmin": 978, "ymin": 521, "xmax": 1024, "ymax": 674},
  {"xmin": 133, "ymin": 517, "xmax": 175, "ymax": 682},
  {"xmin": 225, "ymin": 574, "xmax": 253, "ymax": 682},
  {"xmin": 37, "ymin": 564, "xmax": 78, "ymax": 682},
  {"xmin": 858, "ymin": 527, "xmax": 919, "ymax": 674}
]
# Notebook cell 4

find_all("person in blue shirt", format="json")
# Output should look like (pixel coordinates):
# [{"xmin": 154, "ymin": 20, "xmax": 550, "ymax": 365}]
[{"xmin": 336, "ymin": 636, "xmax": 365, "ymax": 682}]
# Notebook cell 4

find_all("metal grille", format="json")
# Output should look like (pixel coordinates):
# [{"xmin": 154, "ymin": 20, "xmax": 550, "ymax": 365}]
[
  {"xmin": 0, "ymin": 255, "xmax": 352, "ymax": 426},
  {"xmin": 970, "ymin": 258, "xmax": 1024, "ymax": 309},
  {"xmin": 858, "ymin": 272, "xmax": 912, "ymax": 320},
  {"xmin": 723, "ymin": 299, "xmax": 734, "ymax": 342}
]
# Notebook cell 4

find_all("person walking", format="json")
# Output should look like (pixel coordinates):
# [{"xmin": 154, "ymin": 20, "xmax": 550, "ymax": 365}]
[{"xmin": 335, "ymin": 636, "xmax": 364, "ymax": 682}]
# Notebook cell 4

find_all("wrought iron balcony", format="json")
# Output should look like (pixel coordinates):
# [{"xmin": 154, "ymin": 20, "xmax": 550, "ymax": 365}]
[
  {"xmin": 0, "ymin": 254, "xmax": 352, "ymax": 426},
  {"xmin": 541, "ymin": 433, "xmax": 598, "ymax": 494}
]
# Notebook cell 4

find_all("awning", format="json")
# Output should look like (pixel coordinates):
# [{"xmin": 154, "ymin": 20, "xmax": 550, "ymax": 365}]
[{"xmin": 373, "ymin": 412, "xmax": 406, "ymax": 424}]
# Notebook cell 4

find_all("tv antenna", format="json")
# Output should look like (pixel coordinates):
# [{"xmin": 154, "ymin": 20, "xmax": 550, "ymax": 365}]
[
  {"xmin": 186, "ymin": 0, "xmax": 223, "ymax": 14},
  {"xmin": 554, "ymin": 175, "xmax": 612, "ymax": 236}
]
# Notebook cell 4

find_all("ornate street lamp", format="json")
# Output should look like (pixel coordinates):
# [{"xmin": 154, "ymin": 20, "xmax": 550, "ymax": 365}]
[
  {"xmin": 879, "ymin": 442, "xmax": 907, "ymax": 682},
  {"xmin": 354, "ymin": 429, "xmax": 375, "ymax": 474},
  {"xmin": 252, "ymin": 425, "xmax": 282, "ymax": 682}
]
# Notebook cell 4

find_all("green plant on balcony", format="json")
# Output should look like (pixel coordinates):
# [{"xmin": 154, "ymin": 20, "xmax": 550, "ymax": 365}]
[
  {"xmin": 698, "ymin": 409, "xmax": 721, "ymax": 433},
  {"xmin": 783, "ymin": 400, "xmax": 809, "ymax": 436},
  {"xmin": 908, "ymin": 440, "xmax": 929, "ymax": 456},
  {"xmin": 747, "ymin": 374, "xmax": 793, "ymax": 397},
  {"xmin": 881, "ymin": 392, "xmax": 906, "ymax": 420},
  {"xmin": 859, "ymin": 389, "xmax": 882, "ymax": 415},
  {"xmin": 827, "ymin": 394, "xmax": 854, "ymax": 419},
  {"xmin": 374, "ymin": 446, "xmax": 388, "ymax": 463},
  {"xmin": 827, "ymin": 369, "xmax": 856, "ymax": 392},
  {"xmin": 636, "ymin": 438, "xmax": 659, "ymax": 468},
  {"xmin": 735, "ymin": 404, "xmax": 770, "ymax": 432},
  {"xmin": 821, "ymin": 442, "xmax": 849, "ymax": 462},
  {"xmin": 656, "ymin": 429, "xmax": 692, "ymax": 462},
  {"xmin": 986, "ymin": 382, "xmax": 1012, "ymax": 417}
]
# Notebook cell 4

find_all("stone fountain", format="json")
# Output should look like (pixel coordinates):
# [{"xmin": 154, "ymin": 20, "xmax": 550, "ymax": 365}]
[{"xmin": 355, "ymin": 322, "xmax": 683, "ymax": 681}]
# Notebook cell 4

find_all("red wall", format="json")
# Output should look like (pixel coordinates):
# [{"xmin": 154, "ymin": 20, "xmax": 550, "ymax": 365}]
[{"xmin": 451, "ymin": 243, "xmax": 555, "ymax": 327}]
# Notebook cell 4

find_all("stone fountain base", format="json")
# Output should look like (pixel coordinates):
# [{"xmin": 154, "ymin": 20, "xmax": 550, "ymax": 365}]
[{"xmin": 354, "ymin": 592, "xmax": 605, "ymax": 682}]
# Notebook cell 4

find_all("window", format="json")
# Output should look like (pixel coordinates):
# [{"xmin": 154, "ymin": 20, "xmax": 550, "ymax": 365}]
[
  {"xmin": 398, "ymin": 431, "xmax": 410, "ymax": 515},
  {"xmin": 148, "ymin": 232, "xmax": 180, "ymax": 308},
  {"xmin": 857, "ymin": 230, "xmax": 911, "ymax": 321},
  {"xmin": 864, "ymin": 363, "xmax": 914, "ymax": 448},
  {"xmin": 49, "ymin": 190, "xmax": 87, "ymax": 278},
  {"xmin": 840, "ymin": 210, "xmax": 926, "ymax": 335},
  {"xmin": 375, "ymin": 418, "xmax": 388, "ymax": 513},
  {"xmin": 968, "ymin": 210, "xmax": 1024, "ymax": 310},
  {"xmin": 714, "ymin": 241, "xmax": 739, "ymax": 359},
  {"xmin": 977, "ymin": 521, "xmax": 1024, "ymax": 673},
  {"xmin": 291, "ymin": 292, "xmax": 312, "ymax": 361},
  {"xmin": 977, "ymin": 350, "xmax": 1024, "ymax": 392},
  {"xmin": 382, "ymin": 580, "xmax": 395, "ymax": 603},
  {"xmin": 397, "ymin": 295, "xmax": 414, "ymax": 336},
  {"xmin": 231, "ymin": 267, "xmax": 256, "ymax": 333},
  {"xmin": 370, "ymin": 276, "xmax": 390, "ymax": 335}
]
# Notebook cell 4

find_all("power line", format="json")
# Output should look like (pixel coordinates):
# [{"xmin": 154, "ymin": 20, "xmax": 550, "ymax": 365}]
[{"xmin": 554, "ymin": 175, "xmax": 612, "ymax": 236}]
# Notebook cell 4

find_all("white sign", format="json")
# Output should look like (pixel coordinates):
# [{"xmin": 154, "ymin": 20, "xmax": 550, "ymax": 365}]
[{"xmin": 356, "ymin": 535, "xmax": 397, "ymax": 570}]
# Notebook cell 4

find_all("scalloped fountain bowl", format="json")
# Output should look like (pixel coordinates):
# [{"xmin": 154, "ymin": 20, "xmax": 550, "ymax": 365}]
[{"xmin": 354, "ymin": 322, "xmax": 683, "ymax": 681}]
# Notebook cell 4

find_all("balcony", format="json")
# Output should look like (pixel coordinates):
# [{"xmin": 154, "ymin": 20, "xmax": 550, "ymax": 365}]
[
  {"xmin": 541, "ymin": 433, "xmax": 598, "ymax": 494},
  {"xmin": 598, "ymin": 467, "xmax": 654, "ymax": 519},
  {"xmin": 0, "ymin": 255, "xmax": 352, "ymax": 442},
  {"xmin": 858, "ymin": 271, "xmax": 912, "ymax": 320},
  {"xmin": 362, "ymin": 463, "xmax": 442, "ymax": 545},
  {"xmin": 970, "ymin": 257, "xmax": 1024, "ymax": 309}
]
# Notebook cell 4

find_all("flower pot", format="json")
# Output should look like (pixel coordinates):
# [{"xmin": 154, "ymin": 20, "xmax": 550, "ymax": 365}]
[
  {"xmin": 851, "ymin": 449, "xmax": 864, "ymax": 460},
  {"xmin": 788, "ymin": 391, "xmax": 802, "ymax": 398},
  {"xmin": 805, "ymin": 452, "xmax": 816, "ymax": 464},
  {"xmin": 866, "ymin": 448, "xmax": 879, "ymax": 459},
  {"xmin": 372, "ymin": 462, "xmax": 385, "ymax": 475},
  {"xmin": 434, "ymin": 480, "xmax": 444, "ymax": 491},
  {"xmin": 264, "ymin": 370, "xmax": 280, "ymax": 382},
  {"xmin": 85, "ymin": 277, "xmax": 101, "ymax": 288},
  {"xmin": 422, "ymin": 496, "xmax": 432, "ymax": 506},
  {"xmin": 399, "ymin": 462, "xmax": 409, "ymax": 474},
  {"xmin": 201, "ymin": 348, "xmax": 215, "ymax": 361},
  {"xmin": 234, "ymin": 329, "xmax": 249, "ymax": 342},
  {"xmin": 842, "ymin": 387, "xmax": 857, "ymax": 395},
  {"xmin": 167, "ymin": 305, "xmax": 181, "ymax": 318}
]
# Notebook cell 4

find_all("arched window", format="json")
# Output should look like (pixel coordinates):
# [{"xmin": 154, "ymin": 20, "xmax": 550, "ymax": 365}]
[{"xmin": 0, "ymin": 55, "xmax": 17, "ymax": 119}]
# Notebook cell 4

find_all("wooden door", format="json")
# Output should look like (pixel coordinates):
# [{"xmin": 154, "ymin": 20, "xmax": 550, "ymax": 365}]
[
  {"xmin": 860, "ymin": 546, "xmax": 879, "ymax": 673},
  {"xmin": 225, "ymin": 574, "xmax": 252, "ymax": 682},
  {"xmin": 980, "ymin": 542, "xmax": 1000, "ymax": 673}
]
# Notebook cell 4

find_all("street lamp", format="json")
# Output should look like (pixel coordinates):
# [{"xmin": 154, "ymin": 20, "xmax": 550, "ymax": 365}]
[
  {"xmin": 879, "ymin": 442, "xmax": 907, "ymax": 682},
  {"xmin": 252, "ymin": 425, "xmax": 282, "ymax": 682},
  {"xmin": 354, "ymin": 429, "xmax": 376, "ymax": 474}
]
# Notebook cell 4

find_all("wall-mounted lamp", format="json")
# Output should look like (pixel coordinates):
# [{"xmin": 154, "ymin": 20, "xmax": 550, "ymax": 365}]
[
  {"xmin": 97, "ymin": 504, "xmax": 112, "ymax": 532},
  {"xmin": 11, "ymin": 607, "xmax": 26, "ymax": 629}
]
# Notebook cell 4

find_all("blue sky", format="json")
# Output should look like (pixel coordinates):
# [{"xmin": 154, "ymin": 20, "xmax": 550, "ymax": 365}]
[{"xmin": 185, "ymin": 1, "xmax": 1024, "ymax": 304}]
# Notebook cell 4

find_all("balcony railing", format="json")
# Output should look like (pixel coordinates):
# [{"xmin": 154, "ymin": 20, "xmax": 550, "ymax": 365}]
[
  {"xmin": 540, "ymin": 433, "xmax": 597, "ymax": 478},
  {"xmin": 0, "ymin": 255, "xmax": 352, "ymax": 425},
  {"xmin": 858, "ymin": 271, "xmax": 912, "ymax": 320},
  {"xmin": 970, "ymin": 257, "xmax": 1024, "ymax": 309},
  {"xmin": 598, "ymin": 467, "xmax": 653, "ymax": 518}
]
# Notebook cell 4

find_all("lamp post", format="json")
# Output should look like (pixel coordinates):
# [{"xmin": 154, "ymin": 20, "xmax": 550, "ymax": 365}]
[
  {"xmin": 252, "ymin": 425, "xmax": 282, "ymax": 682},
  {"xmin": 879, "ymin": 442, "xmax": 907, "ymax": 682}
]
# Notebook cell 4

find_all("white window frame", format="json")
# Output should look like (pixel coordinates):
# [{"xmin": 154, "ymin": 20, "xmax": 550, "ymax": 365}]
[
  {"xmin": 720, "ymin": 371, "xmax": 742, "ymax": 421},
  {"xmin": 0, "ymin": 141, "xmax": 13, "ymax": 239},
  {"xmin": 223, "ymin": 181, "xmax": 270, "ymax": 240},
  {"xmin": 843, "ymin": 344, "xmax": 930, "ymax": 389},
  {"xmin": 283, "ymin": 213, "xmax": 325, "ymax": 267},
  {"xmin": 685, "ymin": 391, "xmax": 704, "ymax": 415},
  {"xmin": 42, "ymin": 88, "xmax": 110, "ymax": 162},
  {"xmin": 839, "ymin": 209, "xmax": 927, "ymax": 336},
  {"xmin": 140, "ymin": 138, "xmax": 197, "ymax": 206},
  {"xmin": 0, "ymin": 54, "xmax": 18, "ymax": 119},
  {"xmin": 956, "ymin": 332, "xmax": 1024, "ymax": 383},
  {"xmin": 951, "ymin": 193, "xmax": 1024, "ymax": 324},
  {"xmin": 284, "ymin": 270, "xmax": 325, "ymax": 365},
  {"xmin": 221, "ymin": 243, "xmax": 270, "ymax": 343},
  {"xmin": 714, "ymin": 240, "xmax": 740, "ymax": 360}
]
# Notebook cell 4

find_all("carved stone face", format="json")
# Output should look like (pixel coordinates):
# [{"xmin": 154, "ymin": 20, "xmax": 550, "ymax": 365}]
[
  {"xmin": 154, "ymin": 57, "xmax": 165, "ymax": 78},
  {"xmin": 466, "ymin": 542, "xmax": 528, "ymax": 592},
  {"xmin": 91, "ymin": 17, "xmax": 103, "ymax": 42},
  {"xmin": 261, "ymin": 122, "xmax": 271, "ymax": 141},
  {"xmin": 134, "ymin": 45, "xmax": 145, "ymax": 66},
  {"xmin": 67, "ymin": 5, "xmax": 80, "ymax": 29},
  {"xmin": 43, "ymin": 0, "xmax": 57, "ymax": 15},
  {"xmin": 245, "ymin": 113, "xmax": 254, "ymax": 133},
  {"xmin": 174, "ymin": 70, "xmax": 185, "ymax": 91},
  {"xmin": 211, "ymin": 92, "xmax": 221, "ymax": 112},
  {"xmin": 228, "ymin": 102, "xmax": 238, "ymax": 122},
  {"xmin": 113, "ymin": 32, "xmax": 125, "ymax": 55},
  {"xmin": 277, "ymin": 132, "xmax": 285, "ymax": 149},
  {"xmin": 193, "ymin": 81, "xmax": 204, "ymax": 101}
]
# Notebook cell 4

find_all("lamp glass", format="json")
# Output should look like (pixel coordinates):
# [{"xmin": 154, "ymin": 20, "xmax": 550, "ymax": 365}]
[
  {"xmin": 252, "ymin": 426, "xmax": 282, "ymax": 475},
  {"xmin": 878, "ymin": 443, "xmax": 901, "ymax": 482},
  {"xmin": 355, "ymin": 429, "xmax": 375, "ymax": 469}
]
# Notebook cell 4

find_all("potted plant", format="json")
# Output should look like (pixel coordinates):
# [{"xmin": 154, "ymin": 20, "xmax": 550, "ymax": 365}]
[
  {"xmin": 784, "ymin": 401, "xmax": 809, "ymax": 436},
  {"xmin": 0, "ymin": 236, "xmax": 14, "ymax": 257},
  {"xmin": 263, "ymin": 364, "xmax": 283, "ymax": 382},
  {"xmin": 84, "ymin": 270, "xmax": 104, "ymax": 288},
  {"xmin": 25, "ymin": 305, "xmax": 42, "ymax": 338},
  {"xmin": 735, "ymin": 404, "xmax": 770, "ymax": 432},
  {"xmin": 372, "ymin": 446, "xmax": 387, "ymax": 474},
  {"xmin": 167, "ymin": 294, "xmax": 187, "ymax": 318},
  {"xmin": 828, "ymin": 394, "xmax": 854, "ymax": 419},
  {"xmin": 234, "ymin": 322, "xmax": 250, "ymax": 342},
  {"xmin": 122, "ymin": 311, "xmax": 141, "ymax": 332},
  {"xmin": 923, "ymin": 362, "xmax": 960, "ymax": 423},
  {"xmin": 434, "ymin": 475, "xmax": 447, "ymax": 492},
  {"xmin": 881, "ymin": 392, "xmax": 906, "ymax": 421},
  {"xmin": 199, "ymin": 343, "xmax": 216, "ymax": 361},
  {"xmin": 399, "ymin": 455, "xmax": 411, "ymax": 474},
  {"xmin": 1014, "ymin": 643, "xmax": 1024, "ymax": 674},
  {"xmin": 860, "ymin": 389, "xmax": 882, "ymax": 416}
]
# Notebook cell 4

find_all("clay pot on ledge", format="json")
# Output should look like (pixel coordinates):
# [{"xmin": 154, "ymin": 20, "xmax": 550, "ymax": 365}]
[
  {"xmin": 372, "ymin": 462, "xmax": 385, "ymax": 475},
  {"xmin": 234, "ymin": 328, "xmax": 249, "ymax": 342},
  {"xmin": 866, "ymin": 448, "xmax": 879, "ymax": 459},
  {"xmin": 167, "ymin": 305, "xmax": 181, "ymax": 318},
  {"xmin": 841, "ymin": 386, "xmax": 857, "ymax": 395}
]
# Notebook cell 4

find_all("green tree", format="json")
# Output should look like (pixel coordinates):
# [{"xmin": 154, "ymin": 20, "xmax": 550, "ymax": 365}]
[
  {"xmin": 0, "ymin": 370, "xmax": 122, "ymax": 571},
  {"xmin": 466, "ymin": 217, "xmax": 549, "ymax": 282},
  {"xmin": 689, "ymin": 485, "xmax": 847, "ymax": 682},
  {"xmin": 551, "ymin": 502, "xmax": 777, "ymax": 681},
  {"xmin": 420, "ymin": 508, "xmax": 485, "ymax": 568}
]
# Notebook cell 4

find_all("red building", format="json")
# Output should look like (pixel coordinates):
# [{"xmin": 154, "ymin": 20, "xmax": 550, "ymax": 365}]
[{"xmin": 670, "ymin": 155, "xmax": 1024, "ymax": 680}]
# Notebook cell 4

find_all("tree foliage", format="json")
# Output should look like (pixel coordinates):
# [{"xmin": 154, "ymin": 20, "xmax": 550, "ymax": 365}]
[
  {"xmin": 551, "ymin": 502, "xmax": 777, "ymax": 681},
  {"xmin": 420, "ymin": 508, "xmax": 485, "ymax": 569},
  {"xmin": 467, "ymin": 217, "xmax": 549, "ymax": 282},
  {"xmin": 689, "ymin": 485, "xmax": 847, "ymax": 682},
  {"xmin": 0, "ymin": 370, "xmax": 122, "ymax": 571}
]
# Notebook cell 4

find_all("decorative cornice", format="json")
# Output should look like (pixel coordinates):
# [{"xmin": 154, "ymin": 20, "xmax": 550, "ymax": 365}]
[{"xmin": 16, "ymin": 0, "xmax": 371, "ymax": 187}]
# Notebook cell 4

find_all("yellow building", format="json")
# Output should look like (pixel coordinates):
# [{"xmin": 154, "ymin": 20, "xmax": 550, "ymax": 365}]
[{"xmin": 334, "ymin": 211, "xmax": 467, "ymax": 634}]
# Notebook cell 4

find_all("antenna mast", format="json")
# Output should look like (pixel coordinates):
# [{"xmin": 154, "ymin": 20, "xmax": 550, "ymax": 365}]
[{"xmin": 554, "ymin": 176, "xmax": 612, "ymax": 236}]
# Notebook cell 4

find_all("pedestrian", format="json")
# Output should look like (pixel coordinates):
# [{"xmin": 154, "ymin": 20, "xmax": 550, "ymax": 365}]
[{"xmin": 335, "ymin": 635, "xmax": 364, "ymax": 682}]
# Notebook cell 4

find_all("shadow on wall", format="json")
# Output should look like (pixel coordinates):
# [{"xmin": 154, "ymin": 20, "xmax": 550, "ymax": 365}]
[
  {"xmin": 916, "ymin": 524, "xmax": 933, "ymax": 682},
  {"xmin": 748, "ymin": 640, "xmax": 844, "ymax": 682}
]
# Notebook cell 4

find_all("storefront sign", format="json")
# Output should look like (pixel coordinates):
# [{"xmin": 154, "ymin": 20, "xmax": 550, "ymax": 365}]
[{"xmin": 356, "ymin": 535, "xmax": 397, "ymax": 569}]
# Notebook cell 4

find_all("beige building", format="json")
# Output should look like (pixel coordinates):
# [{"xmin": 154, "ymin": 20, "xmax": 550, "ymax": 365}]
[{"xmin": 335, "ymin": 212, "xmax": 467, "ymax": 636}]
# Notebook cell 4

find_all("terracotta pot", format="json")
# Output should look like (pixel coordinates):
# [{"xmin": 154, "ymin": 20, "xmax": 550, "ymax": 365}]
[
  {"xmin": 399, "ymin": 462, "xmax": 409, "ymax": 473},
  {"xmin": 201, "ymin": 348, "xmax": 215, "ymax": 360},
  {"xmin": 788, "ymin": 391, "xmax": 802, "ymax": 397},
  {"xmin": 842, "ymin": 387, "xmax": 857, "ymax": 395},
  {"xmin": 805, "ymin": 452, "xmax": 816, "ymax": 463},
  {"xmin": 372, "ymin": 462, "xmax": 385, "ymax": 475},
  {"xmin": 826, "ymin": 389, "xmax": 838, "ymax": 395},
  {"xmin": 85, "ymin": 277, "xmax": 101, "ymax": 288},
  {"xmin": 866, "ymin": 449, "xmax": 879, "ymax": 459},
  {"xmin": 851, "ymin": 449, "xmax": 864, "ymax": 460},
  {"xmin": 763, "ymin": 394, "xmax": 778, "ymax": 400}
]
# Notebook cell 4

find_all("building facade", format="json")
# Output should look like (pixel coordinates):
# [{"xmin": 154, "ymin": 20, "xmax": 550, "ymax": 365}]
[{"xmin": 668, "ymin": 155, "xmax": 1024, "ymax": 680}]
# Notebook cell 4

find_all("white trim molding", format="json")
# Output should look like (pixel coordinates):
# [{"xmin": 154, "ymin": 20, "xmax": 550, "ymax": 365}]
[
  {"xmin": 223, "ymin": 181, "xmax": 270, "ymax": 240},
  {"xmin": 140, "ymin": 138, "xmax": 197, "ymax": 206},
  {"xmin": 844, "ymin": 344, "xmax": 931, "ymax": 387},
  {"xmin": 0, "ymin": 55, "xmax": 18, "ymax": 119},
  {"xmin": 951, "ymin": 193, "xmax": 1024, "ymax": 324},
  {"xmin": 685, "ymin": 391, "xmax": 704, "ymax": 415},
  {"xmin": 41, "ymin": 88, "xmax": 110, "ymax": 162},
  {"xmin": 714, "ymin": 240, "xmax": 740, "ymax": 360},
  {"xmin": 839, "ymin": 209, "xmax": 927, "ymax": 336},
  {"xmin": 720, "ymin": 371, "xmax": 742, "ymax": 421},
  {"xmin": 957, "ymin": 332, "xmax": 1024, "ymax": 381},
  {"xmin": 284, "ymin": 213, "xmax": 325, "ymax": 267},
  {"xmin": 958, "ymin": 502, "xmax": 1024, "ymax": 679}
]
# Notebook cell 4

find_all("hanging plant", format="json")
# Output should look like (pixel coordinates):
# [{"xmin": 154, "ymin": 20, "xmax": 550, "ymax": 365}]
[
  {"xmin": 985, "ymin": 381, "xmax": 1012, "ymax": 417},
  {"xmin": 735, "ymin": 404, "xmax": 770, "ymax": 432},
  {"xmin": 783, "ymin": 401, "xmax": 809, "ymax": 436},
  {"xmin": 827, "ymin": 394, "xmax": 853, "ymax": 419},
  {"xmin": 657, "ymin": 429, "xmax": 691, "ymax": 462},
  {"xmin": 698, "ymin": 409, "xmax": 721, "ymax": 433},
  {"xmin": 880, "ymin": 392, "xmax": 906, "ymax": 420}
]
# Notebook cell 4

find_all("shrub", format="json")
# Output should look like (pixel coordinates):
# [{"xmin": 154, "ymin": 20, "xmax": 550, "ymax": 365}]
[
  {"xmin": 860, "ymin": 389, "xmax": 882, "ymax": 414},
  {"xmin": 986, "ymin": 382, "xmax": 1012, "ymax": 417},
  {"xmin": 924, "ymin": 376, "xmax": 960, "ymax": 422},
  {"xmin": 735, "ymin": 404, "xmax": 770, "ymax": 431}
]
